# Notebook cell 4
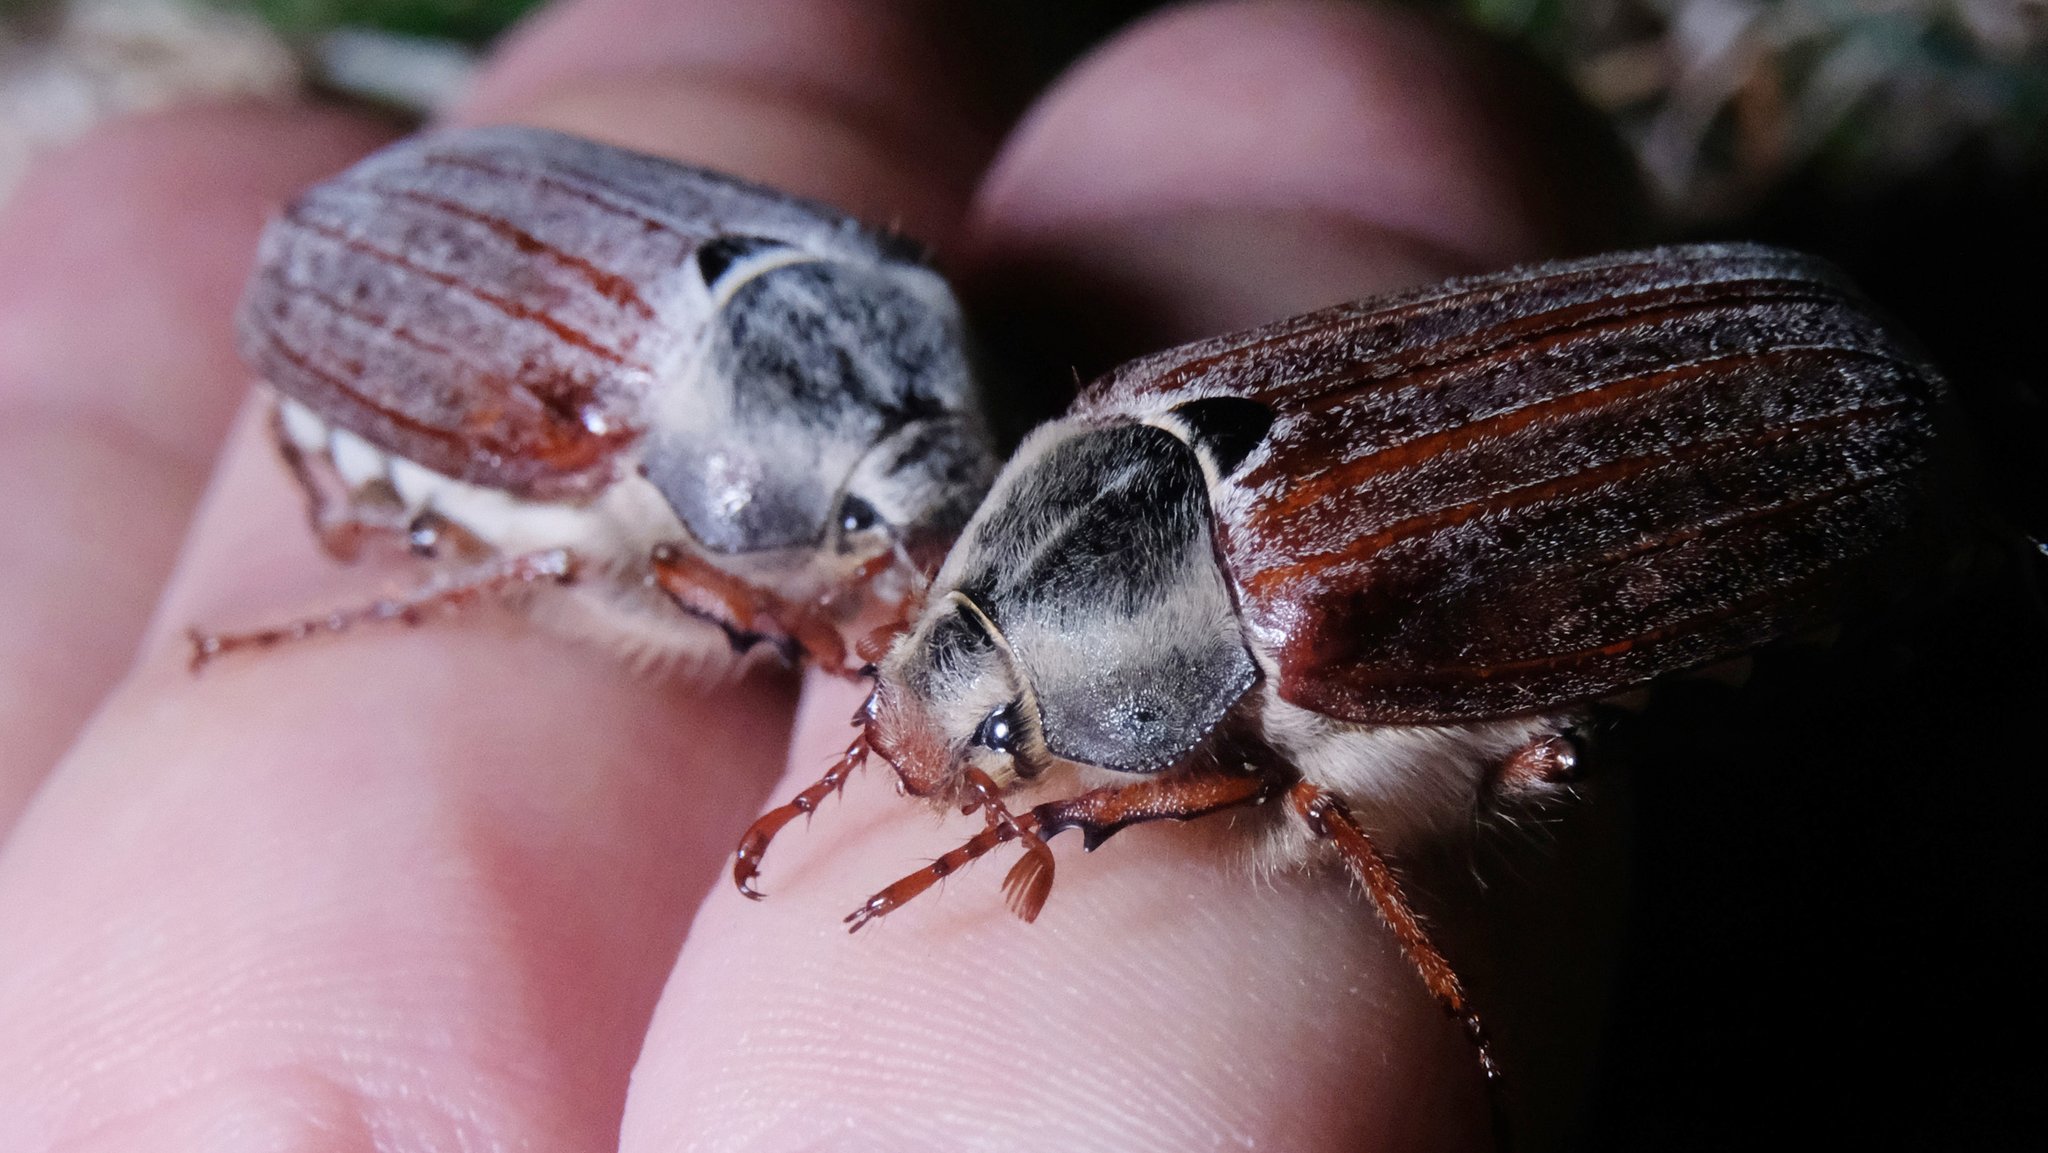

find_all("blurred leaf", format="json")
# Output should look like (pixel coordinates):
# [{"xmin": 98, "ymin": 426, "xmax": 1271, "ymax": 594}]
[{"xmin": 213, "ymin": 0, "xmax": 540, "ymax": 45}]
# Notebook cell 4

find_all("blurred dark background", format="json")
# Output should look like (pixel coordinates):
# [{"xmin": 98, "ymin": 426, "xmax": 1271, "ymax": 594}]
[{"xmin": 4, "ymin": 0, "xmax": 2041, "ymax": 1147}]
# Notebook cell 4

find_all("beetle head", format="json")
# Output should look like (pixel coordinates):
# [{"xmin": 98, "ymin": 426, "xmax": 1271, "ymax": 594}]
[
  {"xmin": 642, "ymin": 238, "xmax": 993, "ymax": 587},
  {"xmin": 867, "ymin": 591, "xmax": 1053, "ymax": 801}
]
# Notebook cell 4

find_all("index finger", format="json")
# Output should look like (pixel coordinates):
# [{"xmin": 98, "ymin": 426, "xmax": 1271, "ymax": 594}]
[
  {"xmin": 0, "ymin": 2, "xmax": 1014, "ymax": 1149},
  {"xmin": 627, "ymin": 4, "xmax": 1630, "ymax": 1150}
]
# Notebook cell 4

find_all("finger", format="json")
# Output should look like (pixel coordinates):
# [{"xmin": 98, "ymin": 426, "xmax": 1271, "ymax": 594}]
[
  {"xmin": 629, "ymin": 4, "xmax": 1630, "ymax": 1151},
  {"xmin": 0, "ymin": 104, "xmax": 397, "ymax": 833},
  {"xmin": 0, "ymin": 2, "xmax": 1007, "ymax": 1150},
  {"xmin": 969, "ymin": 0, "xmax": 1634, "ymax": 373},
  {"xmin": 456, "ymin": 0, "xmax": 1012, "ymax": 249}
]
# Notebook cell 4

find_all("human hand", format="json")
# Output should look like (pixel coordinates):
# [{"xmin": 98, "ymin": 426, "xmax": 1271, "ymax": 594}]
[{"xmin": 0, "ymin": 2, "xmax": 1628, "ymax": 1148}]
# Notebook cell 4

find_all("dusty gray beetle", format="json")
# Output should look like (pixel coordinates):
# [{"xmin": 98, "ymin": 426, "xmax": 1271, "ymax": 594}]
[{"xmin": 193, "ymin": 125, "xmax": 996, "ymax": 673}]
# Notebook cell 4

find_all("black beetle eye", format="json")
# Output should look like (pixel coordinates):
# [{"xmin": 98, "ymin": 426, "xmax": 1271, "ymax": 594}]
[
  {"xmin": 838, "ymin": 493, "xmax": 882, "ymax": 537},
  {"xmin": 696, "ymin": 235, "xmax": 779, "ymax": 287},
  {"xmin": 972, "ymin": 702, "xmax": 1021, "ymax": 754}
]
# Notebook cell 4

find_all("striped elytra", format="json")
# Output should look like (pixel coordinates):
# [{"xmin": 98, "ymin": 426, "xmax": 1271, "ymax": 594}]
[
  {"xmin": 1076, "ymin": 244, "xmax": 1946, "ymax": 723},
  {"xmin": 239, "ymin": 125, "xmax": 957, "ymax": 503},
  {"xmin": 214, "ymin": 125, "xmax": 997, "ymax": 673}
]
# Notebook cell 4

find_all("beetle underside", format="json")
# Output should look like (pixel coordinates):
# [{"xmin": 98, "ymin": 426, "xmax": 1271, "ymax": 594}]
[{"xmin": 187, "ymin": 395, "xmax": 910, "ymax": 675}]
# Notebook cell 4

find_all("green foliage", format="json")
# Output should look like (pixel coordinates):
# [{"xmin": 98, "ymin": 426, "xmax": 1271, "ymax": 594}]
[{"xmin": 222, "ymin": 0, "xmax": 541, "ymax": 45}]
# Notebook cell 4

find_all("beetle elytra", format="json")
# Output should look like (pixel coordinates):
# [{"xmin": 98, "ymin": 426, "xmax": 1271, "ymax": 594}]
[{"xmin": 194, "ymin": 125, "xmax": 996, "ymax": 674}]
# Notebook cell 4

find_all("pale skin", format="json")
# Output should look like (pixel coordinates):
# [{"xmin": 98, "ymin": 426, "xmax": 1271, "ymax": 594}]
[{"xmin": 0, "ymin": 2, "xmax": 1628, "ymax": 1149}]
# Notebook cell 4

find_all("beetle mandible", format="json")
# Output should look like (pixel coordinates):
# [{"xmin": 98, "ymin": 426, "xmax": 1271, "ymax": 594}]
[
  {"xmin": 192, "ymin": 125, "xmax": 996, "ymax": 673},
  {"xmin": 732, "ymin": 243, "xmax": 1952, "ymax": 1090}
]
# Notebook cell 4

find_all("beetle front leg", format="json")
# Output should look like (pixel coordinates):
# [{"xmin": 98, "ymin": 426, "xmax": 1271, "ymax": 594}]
[
  {"xmin": 843, "ymin": 811, "xmax": 1039, "ymax": 932},
  {"xmin": 838, "ymin": 768, "xmax": 1048, "ymax": 930},
  {"xmin": 187, "ymin": 548, "xmax": 579, "ymax": 671},
  {"xmin": 733, "ymin": 716, "xmax": 875, "ymax": 899},
  {"xmin": 844, "ymin": 769, "xmax": 1270, "ymax": 931},
  {"xmin": 1029, "ymin": 771, "xmax": 1272, "ymax": 852},
  {"xmin": 648, "ymin": 544, "xmax": 848, "ymax": 671}
]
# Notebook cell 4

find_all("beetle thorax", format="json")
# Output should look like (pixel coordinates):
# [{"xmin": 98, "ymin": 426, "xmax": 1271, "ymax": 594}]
[
  {"xmin": 873, "ymin": 418, "xmax": 1263, "ymax": 800},
  {"xmin": 638, "ymin": 245, "xmax": 985, "ymax": 560}
]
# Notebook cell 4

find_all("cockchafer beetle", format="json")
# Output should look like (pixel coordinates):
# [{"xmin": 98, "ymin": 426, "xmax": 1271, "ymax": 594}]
[
  {"xmin": 191, "ymin": 125, "xmax": 996, "ymax": 674},
  {"xmin": 732, "ymin": 243, "xmax": 1955, "ymax": 1097}
]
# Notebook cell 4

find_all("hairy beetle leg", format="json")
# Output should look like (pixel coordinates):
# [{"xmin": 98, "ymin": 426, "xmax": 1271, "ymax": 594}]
[
  {"xmin": 844, "ymin": 770, "xmax": 1271, "ymax": 931},
  {"xmin": 843, "ymin": 809, "xmax": 1043, "ymax": 933},
  {"xmin": 959, "ymin": 768, "xmax": 1058, "ymax": 921},
  {"xmin": 1492, "ymin": 728, "xmax": 1587, "ymax": 792},
  {"xmin": 187, "ymin": 547, "xmax": 580, "ymax": 672},
  {"xmin": 1288, "ymin": 781, "xmax": 1510, "ymax": 1145},
  {"xmin": 732, "ymin": 730, "xmax": 873, "ymax": 900}
]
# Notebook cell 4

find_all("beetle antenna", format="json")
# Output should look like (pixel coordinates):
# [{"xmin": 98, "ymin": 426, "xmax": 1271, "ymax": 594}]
[
  {"xmin": 1000, "ymin": 847, "xmax": 1055, "ymax": 921},
  {"xmin": 855, "ymin": 620, "xmax": 908, "ymax": 666},
  {"xmin": 891, "ymin": 537, "xmax": 923, "ymax": 586}
]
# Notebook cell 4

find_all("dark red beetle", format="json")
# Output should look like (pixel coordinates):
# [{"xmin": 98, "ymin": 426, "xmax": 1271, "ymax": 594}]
[{"xmin": 734, "ymin": 243, "xmax": 1951, "ymax": 1098}]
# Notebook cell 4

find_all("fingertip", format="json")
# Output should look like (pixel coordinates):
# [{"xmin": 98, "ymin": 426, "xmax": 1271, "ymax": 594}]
[
  {"xmin": 965, "ymin": 0, "xmax": 1637, "ymax": 369},
  {"xmin": 977, "ymin": 0, "xmax": 1621, "ymax": 267},
  {"xmin": 452, "ymin": 0, "xmax": 1014, "ymax": 248}
]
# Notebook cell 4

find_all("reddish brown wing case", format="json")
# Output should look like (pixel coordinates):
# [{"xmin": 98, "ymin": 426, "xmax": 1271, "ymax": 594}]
[
  {"xmin": 237, "ymin": 126, "xmax": 904, "ymax": 501},
  {"xmin": 1075, "ymin": 245, "xmax": 1947, "ymax": 724}
]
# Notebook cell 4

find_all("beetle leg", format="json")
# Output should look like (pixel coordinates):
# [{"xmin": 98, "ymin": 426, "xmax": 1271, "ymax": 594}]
[
  {"xmin": 1010, "ymin": 770, "xmax": 1274, "ymax": 921},
  {"xmin": 272, "ymin": 408, "xmax": 502, "ymax": 566},
  {"xmin": 186, "ymin": 547, "xmax": 579, "ymax": 672},
  {"xmin": 273, "ymin": 414, "xmax": 407, "ymax": 563},
  {"xmin": 1492, "ymin": 727, "xmax": 1587, "ymax": 792},
  {"xmin": 733, "ymin": 726, "xmax": 874, "ymax": 900},
  {"xmin": 843, "ymin": 812, "xmax": 1041, "ymax": 933},
  {"xmin": 1029, "ymin": 771, "xmax": 1271, "ymax": 852},
  {"xmin": 648, "ymin": 544, "xmax": 849, "ymax": 672},
  {"xmin": 959, "ymin": 767, "xmax": 1059, "ymax": 921},
  {"xmin": 1287, "ymin": 782, "xmax": 1503, "ymax": 1091},
  {"xmin": 843, "ymin": 770, "xmax": 1270, "ymax": 931},
  {"xmin": 843, "ymin": 763, "xmax": 1048, "ymax": 930}
]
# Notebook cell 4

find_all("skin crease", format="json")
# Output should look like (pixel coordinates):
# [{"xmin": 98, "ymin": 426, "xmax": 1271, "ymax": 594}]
[{"xmin": 0, "ymin": 2, "xmax": 1625, "ymax": 1151}]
